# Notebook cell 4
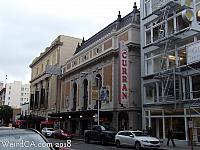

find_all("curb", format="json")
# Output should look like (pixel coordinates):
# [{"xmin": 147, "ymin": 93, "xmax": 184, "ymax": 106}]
[{"xmin": 72, "ymin": 138, "xmax": 84, "ymax": 142}]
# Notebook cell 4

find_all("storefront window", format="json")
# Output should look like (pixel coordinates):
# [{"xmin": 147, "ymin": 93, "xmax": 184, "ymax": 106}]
[{"xmin": 165, "ymin": 117, "xmax": 185, "ymax": 140}]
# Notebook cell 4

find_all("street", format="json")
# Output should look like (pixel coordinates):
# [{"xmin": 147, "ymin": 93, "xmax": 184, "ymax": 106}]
[
  {"xmin": 47, "ymin": 138, "xmax": 129, "ymax": 150},
  {"xmin": 47, "ymin": 138, "xmax": 199, "ymax": 150}
]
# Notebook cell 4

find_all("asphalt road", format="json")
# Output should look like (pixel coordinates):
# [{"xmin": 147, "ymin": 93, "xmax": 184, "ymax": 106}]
[
  {"xmin": 47, "ymin": 137, "xmax": 200, "ymax": 150},
  {"xmin": 47, "ymin": 137, "xmax": 133, "ymax": 150}
]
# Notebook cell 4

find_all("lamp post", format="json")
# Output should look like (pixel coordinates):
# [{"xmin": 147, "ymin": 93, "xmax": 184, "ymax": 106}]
[{"xmin": 96, "ymin": 77, "xmax": 101, "ymax": 126}]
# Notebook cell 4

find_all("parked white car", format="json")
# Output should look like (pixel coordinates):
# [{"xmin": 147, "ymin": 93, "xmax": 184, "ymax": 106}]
[
  {"xmin": 41, "ymin": 127, "xmax": 55, "ymax": 137},
  {"xmin": 115, "ymin": 130, "xmax": 160, "ymax": 149}
]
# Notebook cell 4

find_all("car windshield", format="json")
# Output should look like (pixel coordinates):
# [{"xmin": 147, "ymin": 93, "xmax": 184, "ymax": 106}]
[
  {"xmin": 47, "ymin": 128, "xmax": 54, "ymax": 131},
  {"xmin": 0, "ymin": 129, "xmax": 52, "ymax": 150},
  {"xmin": 132, "ymin": 131, "xmax": 146, "ymax": 136},
  {"xmin": 103, "ymin": 125, "xmax": 116, "ymax": 131}
]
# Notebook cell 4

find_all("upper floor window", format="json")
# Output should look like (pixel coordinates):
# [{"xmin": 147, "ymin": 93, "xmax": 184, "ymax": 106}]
[{"xmin": 144, "ymin": 0, "xmax": 151, "ymax": 17}]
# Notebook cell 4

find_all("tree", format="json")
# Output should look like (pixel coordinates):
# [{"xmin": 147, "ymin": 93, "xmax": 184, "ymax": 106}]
[{"xmin": 0, "ymin": 105, "xmax": 13, "ymax": 125}]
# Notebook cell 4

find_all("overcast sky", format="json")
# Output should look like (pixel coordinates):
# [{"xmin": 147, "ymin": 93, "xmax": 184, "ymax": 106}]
[{"xmin": 0, "ymin": 0, "xmax": 140, "ymax": 84}]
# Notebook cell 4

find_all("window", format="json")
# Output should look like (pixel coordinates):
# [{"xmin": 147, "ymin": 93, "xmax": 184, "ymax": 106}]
[
  {"xmin": 46, "ymin": 59, "xmax": 49, "ymax": 65},
  {"xmin": 145, "ymin": 59, "xmax": 153, "ymax": 75},
  {"xmin": 197, "ymin": 4, "xmax": 200, "ymax": 22},
  {"xmin": 167, "ymin": 18, "xmax": 174, "ymax": 35},
  {"xmin": 176, "ymin": 15, "xmax": 189, "ymax": 31},
  {"xmin": 192, "ymin": 75, "xmax": 200, "ymax": 98},
  {"xmin": 9, "ymin": 91, "xmax": 11, "ymax": 95},
  {"xmin": 153, "ymin": 56, "xmax": 162, "ymax": 72},
  {"xmin": 41, "ymin": 64, "xmax": 44, "ymax": 72},
  {"xmin": 145, "ymin": 83, "xmax": 157, "ymax": 103},
  {"xmin": 168, "ymin": 51, "xmax": 176, "ymax": 69},
  {"xmin": 145, "ymin": 30, "xmax": 151, "ymax": 45},
  {"xmin": 144, "ymin": 0, "xmax": 151, "ymax": 17},
  {"xmin": 125, "ymin": 132, "xmax": 132, "ymax": 136},
  {"xmin": 118, "ymin": 132, "xmax": 126, "ymax": 136}
]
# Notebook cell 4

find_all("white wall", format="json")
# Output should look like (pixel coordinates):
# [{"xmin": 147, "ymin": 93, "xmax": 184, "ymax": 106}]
[{"xmin": 5, "ymin": 81, "xmax": 30, "ymax": 110}]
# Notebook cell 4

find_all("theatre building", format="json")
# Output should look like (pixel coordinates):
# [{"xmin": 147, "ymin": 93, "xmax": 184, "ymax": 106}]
[
  {"xmin": 50, "ymin": 3, "xmax": 141, "ymax": 134},
  {"xmin": 29, "ymin": 35, "xmax": 81, "ymax": 129}
]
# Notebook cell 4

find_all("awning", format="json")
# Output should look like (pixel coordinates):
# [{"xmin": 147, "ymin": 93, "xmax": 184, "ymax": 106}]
[
  {"xmin": 49, "ymin": 110, "xmax": 113, "ymax": 121},
  {"xmin": 15, "ymin": 120, "xmax": 26, "ymax": 126},
  {"xmin": 41, "ymin": 120, "xmax": 54, "ymax": 125}
]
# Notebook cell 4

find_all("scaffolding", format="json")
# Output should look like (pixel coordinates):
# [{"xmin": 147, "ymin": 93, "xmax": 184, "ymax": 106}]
[{"xmin": 150, "ymin": 0, "xmax": 200, "ymax": 114}]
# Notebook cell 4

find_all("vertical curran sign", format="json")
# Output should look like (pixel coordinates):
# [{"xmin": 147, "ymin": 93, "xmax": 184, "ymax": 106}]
[{"xmin": 119, "ymin": 41, "xmax": 129, "ymax": 106}]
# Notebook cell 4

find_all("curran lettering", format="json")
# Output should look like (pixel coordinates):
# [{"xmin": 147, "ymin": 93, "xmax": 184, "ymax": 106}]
[{"xmin": 120, "ymin": 41, "xmax": 129, "ymax": 106}]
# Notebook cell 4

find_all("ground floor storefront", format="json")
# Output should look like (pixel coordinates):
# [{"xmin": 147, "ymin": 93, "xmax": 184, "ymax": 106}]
[
  {"xmin": 49, "ymin": 109, "xmax": 141, "ymax": 136},
  {"xmin": 144, "ymin": 107, "xmax": 200, "ymax": 145}
]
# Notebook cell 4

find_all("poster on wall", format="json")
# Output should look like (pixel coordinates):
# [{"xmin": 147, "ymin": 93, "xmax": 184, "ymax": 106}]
[{"xmin": 119, "ymin": 41, "xmax": 129, "ymax": 107}]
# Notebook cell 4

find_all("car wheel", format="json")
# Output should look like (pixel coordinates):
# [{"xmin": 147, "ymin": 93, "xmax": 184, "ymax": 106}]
[
  {"xmin": 116, "ymin": 140, "xmax": 120, "ymax": 148},
  {"xmin": 85, "ymin": 136, "xmax": 90, "ymax": 143},
  {"xmin": 135, "ymin": 141, "xmax": 141, "ymax": 150},
  {"xmin": 100, "ymin": 137, "xmax": 106, "ymax": 146}
]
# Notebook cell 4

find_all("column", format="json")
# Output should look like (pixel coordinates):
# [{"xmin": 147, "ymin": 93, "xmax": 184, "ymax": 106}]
[
  {"xmin": 162, "ymin": 110, "xmax": 166, "ymax": 139},
  {"xmin": 184, "ymin": 108, "xmax": 189, "ymax": 141},
  {"xmin": 148, "ymin": 110, "xmax": 151, "ymax": 127},
  {"xmin": 156, "ymin": 119, "xmax": 160, "ymax": 138}
]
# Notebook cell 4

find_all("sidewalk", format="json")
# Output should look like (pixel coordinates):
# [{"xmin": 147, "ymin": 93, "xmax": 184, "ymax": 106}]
[
  {"xmin": 72, "ymin": 136, "xmax": 200, "ymax": 150},
  {"xmin": 160, "ymin": 144, "xmax": 199, "ymax": 150},
  {"xmin": 73, "ymin": 136, "xmax": 84, "ymax": 141},
  {"xmin": 159, "ymin": 139, "xmax": 200, "ymax": 150}
]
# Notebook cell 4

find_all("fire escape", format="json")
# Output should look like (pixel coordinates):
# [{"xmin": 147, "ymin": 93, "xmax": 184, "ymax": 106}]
[{"xmin": 150, "ymin": 0, "xmax": 200, "ymax": 113}]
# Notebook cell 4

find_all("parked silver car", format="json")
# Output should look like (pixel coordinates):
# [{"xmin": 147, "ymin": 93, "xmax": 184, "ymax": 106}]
[
  {"xmin": 115, "ymin": 130, "xmax": 160, "ymax": 150},
  {"xmin": 41, "ymin": 127, "xmax": 55, "ymax": 137}
]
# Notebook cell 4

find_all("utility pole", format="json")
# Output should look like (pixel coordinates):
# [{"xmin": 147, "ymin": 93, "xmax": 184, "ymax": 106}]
[{"xmin": 96, "ymin": 76, "xmax": 101, "ymax": 126}]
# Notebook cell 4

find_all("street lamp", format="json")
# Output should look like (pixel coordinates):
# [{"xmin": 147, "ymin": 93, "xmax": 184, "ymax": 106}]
[{"xmin": 96, "ymin": 76, "xmax": 101, "ymax": 126}]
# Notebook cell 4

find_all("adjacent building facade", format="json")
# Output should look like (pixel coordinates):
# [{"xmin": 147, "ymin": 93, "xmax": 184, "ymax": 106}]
[
  {"xmin": 50, "ymin": 3, "xmax": 141, "ymax": 134},
  {"xmin": 29, "ymin": 35, "xmax": 82, "ymax": 120},
  {"xmin": 0, "ymin": 87, "xmax": 6, "ymax": 106},
  {"xmin": 140, "ymin": 0, "xmax": 200, "ymax": 145},
  {"xmin": 4, "ymin": 81, "xmax": 30, "ymax": 109}
]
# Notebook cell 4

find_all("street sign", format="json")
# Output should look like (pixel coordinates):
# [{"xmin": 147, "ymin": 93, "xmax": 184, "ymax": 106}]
[
  {"xmin": 45, "ymin": 65, "xmax": 61, "ymax": 75},
  {"xmin": 100, "ymin": 86, "xmax": 109, "ymax": 102}
]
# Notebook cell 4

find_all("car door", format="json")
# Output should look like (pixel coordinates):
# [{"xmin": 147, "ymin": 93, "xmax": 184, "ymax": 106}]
[
  {"xmin": 120, "ymin": 132, "xmax": 127, "ymax": 145},
  {"xmin": 125, "ymin": 132, "xmax": 135, "ymax": 146},
  {"xmin": 91, "ymin": 126, "xmax": 99, "ymax": 140}
]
